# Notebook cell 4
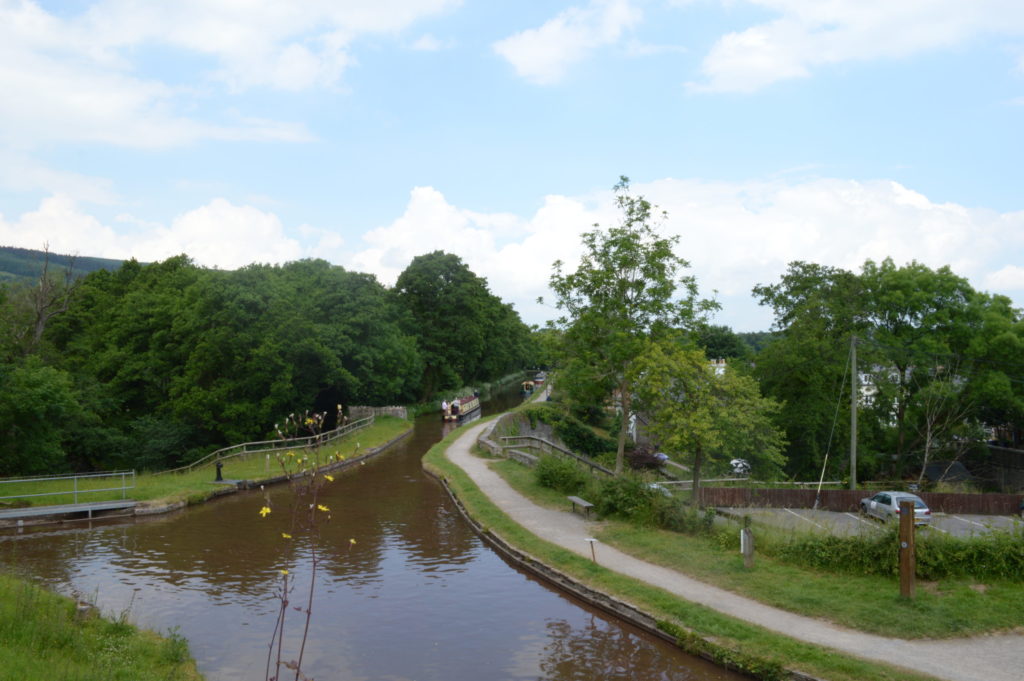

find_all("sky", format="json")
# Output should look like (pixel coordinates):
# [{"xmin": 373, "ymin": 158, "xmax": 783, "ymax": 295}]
[{"xmin": 1, "ymin": 0, "xmax": 1022, "ymax": 331}]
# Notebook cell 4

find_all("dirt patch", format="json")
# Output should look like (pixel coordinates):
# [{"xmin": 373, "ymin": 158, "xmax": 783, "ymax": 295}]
[{"xmin": 969, "ymin": 583, "xmax": 988, "ymax": 594}]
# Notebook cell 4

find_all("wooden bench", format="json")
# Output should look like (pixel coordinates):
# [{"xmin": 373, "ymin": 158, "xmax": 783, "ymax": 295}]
[{"xmin": 567, "ymin": 495, "xmax": 594, "ymax": 518}]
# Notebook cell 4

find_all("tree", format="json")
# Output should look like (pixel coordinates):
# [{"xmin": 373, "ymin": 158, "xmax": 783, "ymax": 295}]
[
  {"xmin": 0, "ymin": 357, "xmax": 79, "ymax": 475},
  {"xmin": 631, "ymin": 338, "xmax": 786, "ymax": 503},
  {"xmin": 754, "ymin": 258, "xmax": 1022, "ymax": 480},
  {"xmin": 395, "ymin": 251, "xmax": 531, "ymax": 398},
  {"xmin": 859, "ymin": 258, "xmax": 979, "ymax": 470},
  {"xmin": 695, "ymin": 324, "xmax": 751, "ymax": 361},
  {"xmin": 0, "ymin": 244, "xmax": 80, "ymax": 360},
  {"xmin": 547, "ymin": 177, "xmax": 715, "ymax": 474},
  {"xmin": 753, "ymin": 261, "xmax": 871, "ymax": 479}
]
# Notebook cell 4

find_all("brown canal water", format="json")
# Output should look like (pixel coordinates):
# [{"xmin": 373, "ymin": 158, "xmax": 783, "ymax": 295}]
[{"xmin": 0, "ymin": 388, "xmax": 742, "ymax": 681}]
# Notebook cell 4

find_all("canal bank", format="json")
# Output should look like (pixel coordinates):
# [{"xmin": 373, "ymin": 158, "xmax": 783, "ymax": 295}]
[
  {"xmin": 431, "ymin": 419, "xmax": 1024, "ymax": 681},
  {"xmin": 4, "ymin": 387, "xmax": 733, "ymax": 681},
  {"xmin": 0, "ymin": 421, "xmax": 414, "ymax": 530}
]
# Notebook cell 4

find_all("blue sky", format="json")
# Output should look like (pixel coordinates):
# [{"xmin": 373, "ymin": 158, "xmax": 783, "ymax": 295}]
[{"xmin": 1, "ymin": 0, "xmax": 1022, "ymax": 330}]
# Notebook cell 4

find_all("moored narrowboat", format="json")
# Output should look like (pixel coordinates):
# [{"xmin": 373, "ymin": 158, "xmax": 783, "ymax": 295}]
[{"xmin": 442, "ymin": 394, "xmax": 481, "ymax": 421}]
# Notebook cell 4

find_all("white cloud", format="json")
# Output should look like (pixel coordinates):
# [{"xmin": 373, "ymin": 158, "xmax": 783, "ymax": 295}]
[
  {"xmin": 347, "ymin": 178, "xmax": 1024, "ymax": 329},
  {"xmin": 493, "ymin": 0, "xmax": 642, "ymax": 85},
  {"xmin": 80, "ymin": 0, "xmax": 461, "ymax": 90},
  {"xmin": 0, "ymin": 195, "xmax": 303, "ymax": 269},
  {"xmin": 0, "ymin": 151, "xmax": 119, "ymax": 204},
  {"xmin": 689, "ymin": 0, "xmax": 1024, "ymax": 92},
  {"xmin": 0, "ymin": 0, "xmax": 459, "ymax": 150},
  {"xmin": 4, "ymin": 178, "xmax": 1021, "ymax": 331},
  {"xmin": 986, "ymin": 265, "xmax": 1024, "ymax": 291},
  {"xmin": 410, "ymin": 34, "xmax": 447, "ymax": 51}
]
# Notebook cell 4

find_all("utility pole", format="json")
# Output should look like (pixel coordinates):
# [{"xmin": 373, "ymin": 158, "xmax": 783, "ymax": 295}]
[{"xmin": 850, "ymin": 335, "xmax": 857, "ymax": 490}]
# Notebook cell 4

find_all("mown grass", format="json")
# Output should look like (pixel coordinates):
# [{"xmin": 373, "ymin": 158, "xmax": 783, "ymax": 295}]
[
  {"xmin": 0, "ymin": 416, "xmax": 412, "ymax": 510},
  {"xmin": 0, "ymin": 573, "xmax": 202, "ymax": 681},
  {"xmin": 488, "ymin": 457, "xmax": 1024, "ymax": 639},
  {"xmin": 425, "ymin": 435, "xmax": 943, "ymax": 681}
]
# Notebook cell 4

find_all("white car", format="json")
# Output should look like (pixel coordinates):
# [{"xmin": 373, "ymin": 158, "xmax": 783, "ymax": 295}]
[
  {"xmin": 859, "ymin": 491, "xmax": 932, "ymax": 526},
  {"xmin": 730, "ymin": 458, "xmax": 750, "ymax": 476}
]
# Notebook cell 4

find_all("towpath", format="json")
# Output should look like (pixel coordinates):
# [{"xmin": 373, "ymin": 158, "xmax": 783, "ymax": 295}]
[{"xmin": 445, "ymin": 421, "xmax": 1024, "ymax": 681}]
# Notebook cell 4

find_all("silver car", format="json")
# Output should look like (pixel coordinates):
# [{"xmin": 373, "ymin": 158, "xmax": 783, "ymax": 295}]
[{"xmin": 859, "ymin": 491, "xmax": 932, "ymax": 526}]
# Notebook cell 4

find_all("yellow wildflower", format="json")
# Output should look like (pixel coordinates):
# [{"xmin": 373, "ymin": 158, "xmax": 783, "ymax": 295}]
[
  {"xmin": 279, "ymin": 569, "xmax": 289, "ymax": 575},
  {"xmin": 281, "ymin": 532, "xmax": 292, "ymax": 539},
  {"xmin": 349, "ymin": 538, "xmax": 356, "ymax": 545},
  {"xmin": 259, "ymin": 506, "xmax": 272, "ymax": 517},
  {"xmin": 317, "ymin": 504, "xmax": 330, "ymax": 513},
  {"xmin": 324, "ymin": 474, "xmax": 334, "ymax": 482}
]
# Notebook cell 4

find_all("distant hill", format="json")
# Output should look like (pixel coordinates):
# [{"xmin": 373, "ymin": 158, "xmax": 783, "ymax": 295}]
[{"xmin": 0, "ymin": 246, "xmax": 125, "ymax": 284}]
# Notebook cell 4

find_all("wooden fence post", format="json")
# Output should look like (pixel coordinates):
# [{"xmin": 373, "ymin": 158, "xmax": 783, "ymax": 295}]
[
  {"xmin": 899, "ymin": 500, "xmax": 916, "ymax": 599},
  {"xmin": 740, "ymin": 516, "xmax": 755, "ymax": 569}
]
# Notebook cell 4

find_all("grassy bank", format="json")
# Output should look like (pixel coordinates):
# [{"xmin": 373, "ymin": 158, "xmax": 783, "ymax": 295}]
[
  {"xmin": 492, "ymin": 458, "xmax": 1024, "ymax": 639},
  {"xmin": 1, "ymin": 416, "xmax": 412, "ymax": 511},
  {"xmin": 423, "ymin": 430, "xmax": 941, "ymax": 681},
  {"xmin": 0, "ymin": 573, "xmax": 202, "ymax": 681}
]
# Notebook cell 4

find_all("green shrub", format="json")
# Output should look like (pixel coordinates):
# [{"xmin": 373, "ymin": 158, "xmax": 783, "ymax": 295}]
[
  {"xmin": 916, "ymin": 528, "xmax": 1024, "ymax": 580},
  {"xmin": 659, "ymin": 504, "xmax": 718, "ymax": 536},
  {"xmin": 761, "ymin": 526, "xmax": 1024, "ymax": 581},
  {"xmin": 593, "ymin": 474, "xmax": 663, "ymax": 525},
  {"xmin": 534, "ymin": 455, "xmax": 588, "ymax": 494},
  {"xmin": 522, "ymin": 404, "xmax": 616, "ymax": 458}
]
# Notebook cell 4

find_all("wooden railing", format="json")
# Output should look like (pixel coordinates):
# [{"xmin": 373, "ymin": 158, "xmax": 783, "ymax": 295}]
[
  {"xmin": 156, "ymin": 416, "xmax": 375, "ymax": 476},
  {"xmin": 499, "ymin": 435, "xmax": 614, "ymax": 476}
]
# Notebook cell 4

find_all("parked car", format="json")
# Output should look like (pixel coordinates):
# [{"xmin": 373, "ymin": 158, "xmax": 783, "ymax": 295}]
[
  {"xmin": 859, "ymin": 491, "xmax": 932, "ymax": 526},
  {"xmin": 730, "ymin": 458, "xmax": 751, "ymax": 476}
]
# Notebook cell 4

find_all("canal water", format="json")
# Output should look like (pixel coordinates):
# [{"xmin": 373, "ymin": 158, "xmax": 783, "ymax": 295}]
[{"xmin": 0, "ymin": 387, "xmax": 740, "ymax": 681}]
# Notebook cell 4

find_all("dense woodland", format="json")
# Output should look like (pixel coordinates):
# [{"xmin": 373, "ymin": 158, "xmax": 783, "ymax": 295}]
[
  {"xmin": 0, "ymin": 250, "xmax": 533, "ymax": 475},
  {"xmin": 3, "ymin": 235, "xmax": 1023, "ymax": 489}
]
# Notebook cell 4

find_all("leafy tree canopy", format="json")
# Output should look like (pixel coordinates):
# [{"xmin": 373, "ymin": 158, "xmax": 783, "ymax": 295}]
[{"xmin": 547, "ymin": 177, "xmax": 717, "ymax": 473}]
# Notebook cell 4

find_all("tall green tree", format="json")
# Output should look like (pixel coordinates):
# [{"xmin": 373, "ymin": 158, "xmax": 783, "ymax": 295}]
[
  {"xmin": 0, "ymin": 357, "xmax": 79, "ymax": 475},
  {"xmin": 859, "ymin": 258, "xmax": 980, "ymax": 469},
  {"xmin": 394, "ymin": 251, "xmax": 530, "ymax": 398},
  {"xmin": 547, "ymin": 177, "xmax": 715, "ymax": 474},
  {"xmin": 754, "ymin": 258, "xmax": 1021, "ymax": 480},
  {"xmin": 751, "ymin": 262, "xmax": 863, "ymax": 478},
  {"xmin": 631, "ymin": 338, "xmax": 786, "ymax": 502}
]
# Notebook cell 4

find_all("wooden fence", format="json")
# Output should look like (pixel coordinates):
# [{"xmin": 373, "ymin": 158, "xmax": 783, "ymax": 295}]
[{"xmin": 699, "ymin": 487, "xmax": 1023, "ymax": 515}]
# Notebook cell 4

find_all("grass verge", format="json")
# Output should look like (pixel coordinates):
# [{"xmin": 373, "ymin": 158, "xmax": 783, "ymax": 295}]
[
  {"xmin": 1, "ymin": 416, "xmax": 412, "ymax": 511},
  {"xmin": 490, "ymin": 458, "xmax": 1024, "ymax": 639},
  {"xmin": 0, "ymin": 572, "xmax": 202, "ymax": 681},
  {"xmin": 423, "ymin": 435, "xmax": 942, "ymax": 681}
]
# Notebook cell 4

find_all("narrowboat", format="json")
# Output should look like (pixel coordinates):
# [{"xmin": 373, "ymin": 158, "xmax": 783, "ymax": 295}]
[{"xmin": 443, "ymin": 394, "xmax": 481, "ymax": 422}]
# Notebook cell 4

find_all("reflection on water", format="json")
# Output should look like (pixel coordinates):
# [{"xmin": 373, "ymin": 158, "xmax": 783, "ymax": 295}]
[{"xmin": 1, "ymin": 387, "xmax": 742, "ymax": 681}]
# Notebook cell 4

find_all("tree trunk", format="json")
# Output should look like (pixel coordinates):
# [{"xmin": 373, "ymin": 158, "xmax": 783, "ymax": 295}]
[
  {"xmin": 615, "ymin": 381, "xmax": 630, "ymax": 475},
  {"xmin": 895, "ymin": 363, "xmax": 908, "ymax": 475},
  {"xmin": 690, "ymin": 446, "xmax": 703, "ymax": 507}
]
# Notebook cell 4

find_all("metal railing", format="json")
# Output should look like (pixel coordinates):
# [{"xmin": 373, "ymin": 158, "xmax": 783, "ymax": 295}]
[
  {"xmin": 156, "ymin": 416, "xmax": 375, "ymax": 476},
  {"xmin": 499, "ymin": 435, "xmax": 614, "ymax": 476},
  {"xmin": 0, "ymin": 470, "xmax": 135, "ymax": 504}
]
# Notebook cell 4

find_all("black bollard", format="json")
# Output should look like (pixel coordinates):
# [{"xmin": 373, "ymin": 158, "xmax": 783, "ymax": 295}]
[{"xmin": 215, "ymin": 461, "xmax": 224, "ymax": 482}]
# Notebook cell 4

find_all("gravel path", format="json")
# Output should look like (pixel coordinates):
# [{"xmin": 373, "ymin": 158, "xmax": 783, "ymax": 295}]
[{"xmin": 445, "ymin": 421, "xmax": 1024, "ymax": 681}]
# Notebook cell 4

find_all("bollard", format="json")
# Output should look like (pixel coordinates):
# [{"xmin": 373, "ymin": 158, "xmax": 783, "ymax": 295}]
[
  {"xmin": 740, "ymin": 527, "xmax": 755, "ymax": 568},
  {"xmin": 215, "ymin": 461, "xmax": 224, "ymax": 482}
]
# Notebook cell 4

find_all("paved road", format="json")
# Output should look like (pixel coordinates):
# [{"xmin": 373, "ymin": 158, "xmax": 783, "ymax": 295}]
[{"xmin": 445, "ymin": 421, "xmax": 1024, "ymax": 681}]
